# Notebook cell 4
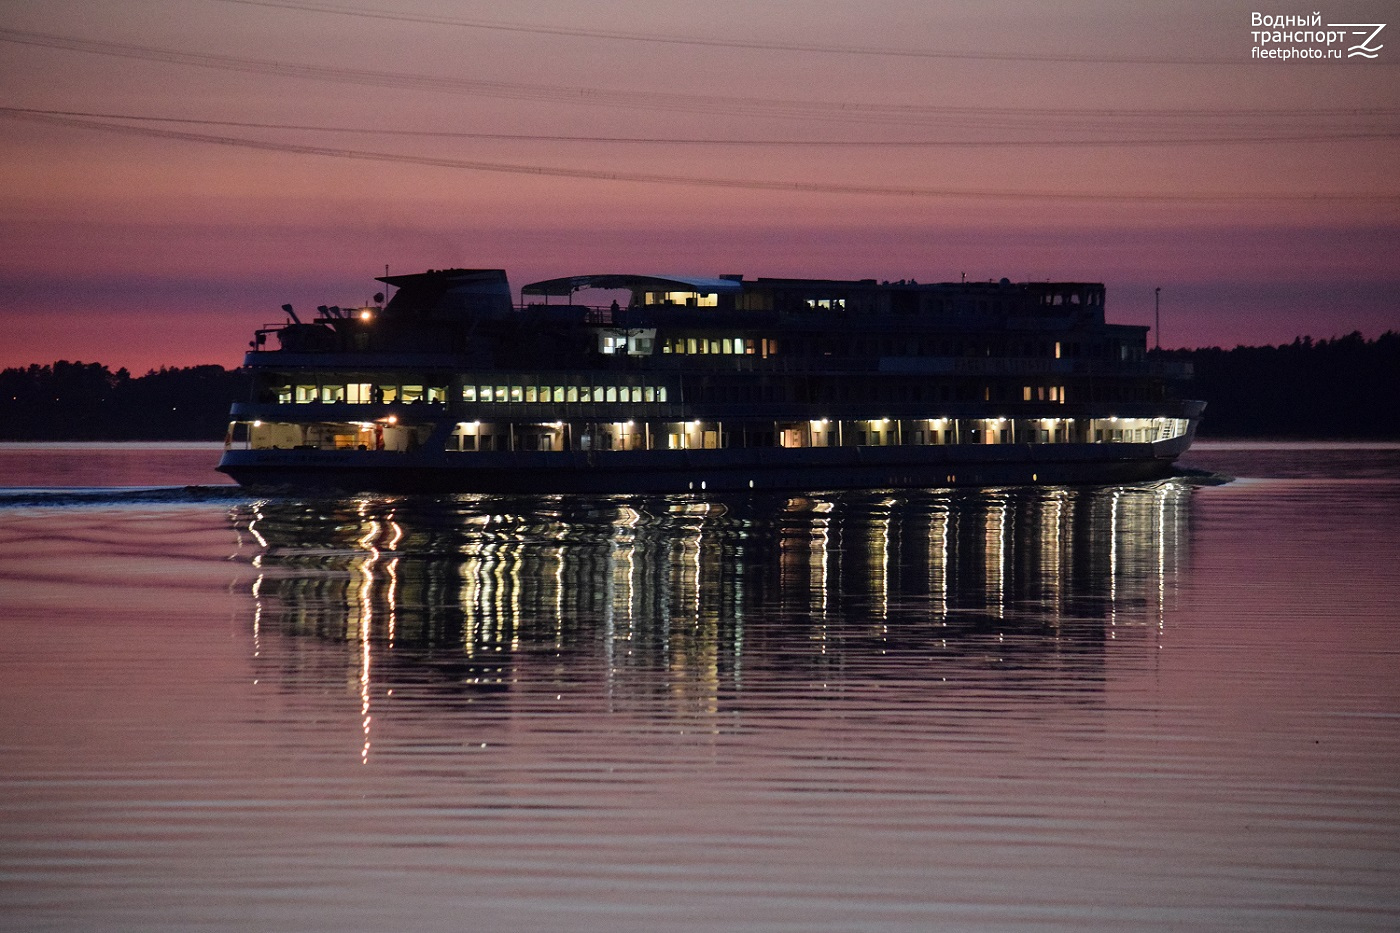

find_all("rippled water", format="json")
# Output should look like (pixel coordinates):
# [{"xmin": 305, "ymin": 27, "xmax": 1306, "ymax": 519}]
[{"xmin": 1, "ymin": 443, "xmax": 1397, "ymax": 931}]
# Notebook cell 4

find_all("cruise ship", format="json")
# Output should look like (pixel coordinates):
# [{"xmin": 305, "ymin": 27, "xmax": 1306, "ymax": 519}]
[{"xmin": 217, "ymin": 268, "xmax": 1204, "ymax": 493}]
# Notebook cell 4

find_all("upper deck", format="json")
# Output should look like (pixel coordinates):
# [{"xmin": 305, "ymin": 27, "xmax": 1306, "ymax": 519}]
[{"xmin": 244, "ymin": 269, "xmax": 1150, "ymax": 370}]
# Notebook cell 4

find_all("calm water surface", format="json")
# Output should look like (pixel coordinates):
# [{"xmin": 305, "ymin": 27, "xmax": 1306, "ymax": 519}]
[{"xmin": 1, "ymin": 442, "xmax": 1397, "ymax": 931}]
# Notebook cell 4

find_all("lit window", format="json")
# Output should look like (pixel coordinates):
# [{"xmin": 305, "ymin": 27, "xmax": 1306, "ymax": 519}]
[{"xmin": 463, "ymin": 385, "xmax": 477, "ymax": 401}]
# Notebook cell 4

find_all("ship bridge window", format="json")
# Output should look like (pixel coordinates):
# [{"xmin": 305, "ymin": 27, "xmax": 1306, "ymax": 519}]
[
  {"xmin": 295, "ymin": 385, "xmax": 317, "ymax": 403},
  {"xmin": 646, "ymin": 291, "xmax": 718, "ymax": 307},
  {"xmin": 805, "ymin": 298, "xmax": 845, "ymax": 310}
]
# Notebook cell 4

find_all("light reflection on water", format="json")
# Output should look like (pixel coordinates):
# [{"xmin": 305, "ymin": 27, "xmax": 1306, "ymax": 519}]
[
  {"xmin": 4, "ymin": 449, "xmax": 1398, "ymax": 932},
  {"xmin": 236, "ymin": 484, "xmax": 1190, "ymax": 763}
]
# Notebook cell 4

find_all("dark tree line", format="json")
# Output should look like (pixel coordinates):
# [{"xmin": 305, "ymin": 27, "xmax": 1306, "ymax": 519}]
[
  {"xmin": 1161, "ymin": 331, "xmax": 1400, "ymax": 438},
  {"xmin": 0, "ymin": 362, "xmax": 250, "ymax": 440},
  {"xmin": 2, "ymin": 334, "xmax": 1397, "ymax": 440}
]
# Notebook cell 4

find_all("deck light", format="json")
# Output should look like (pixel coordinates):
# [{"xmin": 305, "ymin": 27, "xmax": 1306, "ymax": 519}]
[{"xmin": 359, "ymin": 310, "xmax": 372, "ymax": 321}]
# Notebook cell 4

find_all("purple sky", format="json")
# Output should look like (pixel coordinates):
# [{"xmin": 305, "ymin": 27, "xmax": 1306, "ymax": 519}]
[{"xmin": 1, "ymin": 0, "xmax": 1397, "ymax": 371}]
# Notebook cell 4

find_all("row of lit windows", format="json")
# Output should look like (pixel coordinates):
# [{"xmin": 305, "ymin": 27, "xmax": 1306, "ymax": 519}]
[
  {"xmin": 444, "ymin": 416, "xmax": 1187, "ymax": 450},
  {"xmin": 661, "ymin": 337, "xmax": 777, "ymax": 356},
  {"xmin": 284, "ymin": 384, "xmax": 447, "ymax": 404},
  {"xmin": 1023, "ymin": 385, "xmax": 1066, "ymax": 402},
  {"xmin": 644, "ymin": 291, "xmax": 719, "ymax": 307},
  {"xmin": 463, "ymin": 383, "xmax": 670, "ymax": 404},
  {"xmin": 269, "ymin": 382, "xmax": 673, "ymax": 405},
  {"xmin": 238, "ymin": 416, "xmax": 1188, "ymax": 453}
]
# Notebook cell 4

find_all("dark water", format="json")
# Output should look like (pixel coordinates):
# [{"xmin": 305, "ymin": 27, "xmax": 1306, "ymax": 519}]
[{"xmin": 1, "ymin": 443, "xmax": 1397, "ymax": 931}]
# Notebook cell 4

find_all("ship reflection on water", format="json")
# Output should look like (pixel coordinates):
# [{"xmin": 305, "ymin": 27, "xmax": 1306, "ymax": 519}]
[{"xmin": 233, "ymin": 482, "xmax": 1191, "ymax": 726}]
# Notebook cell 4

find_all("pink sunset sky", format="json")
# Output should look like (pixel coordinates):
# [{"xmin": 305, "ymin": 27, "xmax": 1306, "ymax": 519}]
[{"xmin": 1, "ymin": 0, "xmax": 1397, "ymax": 373}]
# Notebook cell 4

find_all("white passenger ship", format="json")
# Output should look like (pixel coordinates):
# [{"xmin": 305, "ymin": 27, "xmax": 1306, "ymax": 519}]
[{"xmin": 217, "ymin": 268, "xmax": 1203, "ymax": 493}]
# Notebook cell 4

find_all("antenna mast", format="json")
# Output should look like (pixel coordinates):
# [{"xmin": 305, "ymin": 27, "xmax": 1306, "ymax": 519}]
[{"xmin": 1154, "ymin": 287, "xmax": 1161, "ymax": 350}]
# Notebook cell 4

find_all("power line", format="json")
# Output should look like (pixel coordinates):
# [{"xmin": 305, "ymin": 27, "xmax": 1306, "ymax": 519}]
[
  {"xmin": 5, "ymin": 106, "xmax": 1396, "ymax": 147},
  {"xmin": 5, "ymin": 107, "xmax": 1394, "ymax": 203},
  {"xmin": 210, "ymin": 0, "xmax": 1288, "ymax": 67},
  {"xmin": 3, "ymin": 28, "xmax": 1397, "ymax": 130}
]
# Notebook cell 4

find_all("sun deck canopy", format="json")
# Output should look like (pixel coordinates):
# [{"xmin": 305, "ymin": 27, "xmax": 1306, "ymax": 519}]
[{"xmin": 521, "ymin": 274, "xmax": 744, "ymax": 298}]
